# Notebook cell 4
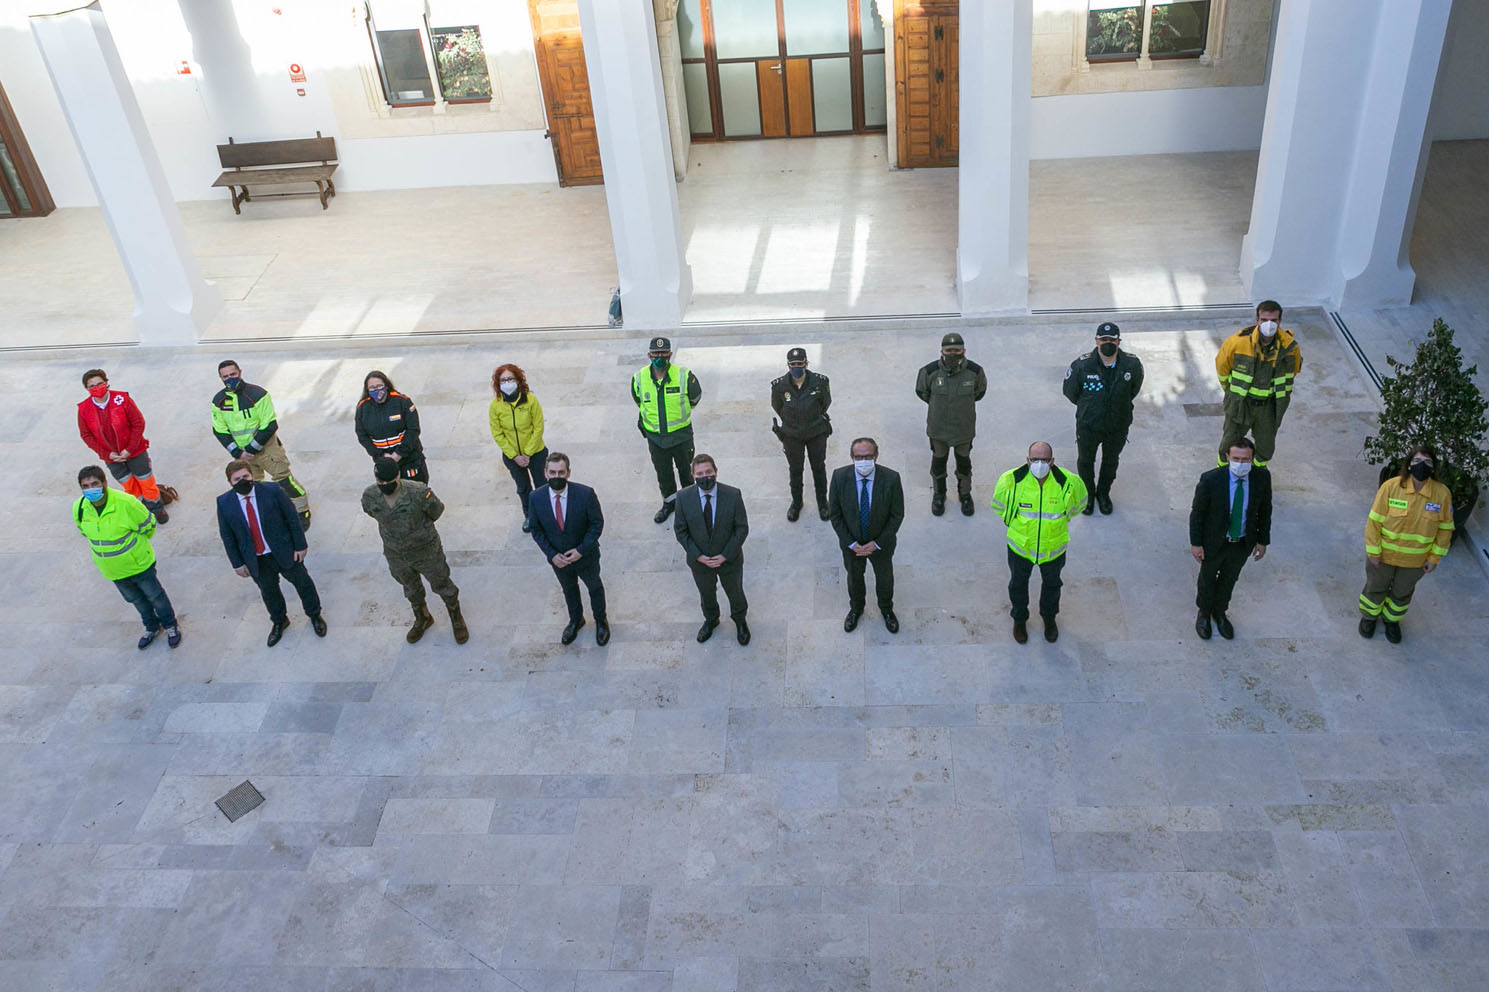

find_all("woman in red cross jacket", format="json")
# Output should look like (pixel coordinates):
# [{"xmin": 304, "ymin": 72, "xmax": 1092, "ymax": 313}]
[{"xmin": 76, "ymin": 368, "xmax": 172, "ymax": 523}]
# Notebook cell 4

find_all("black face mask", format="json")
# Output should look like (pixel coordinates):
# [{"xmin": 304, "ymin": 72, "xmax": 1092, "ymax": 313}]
[
  {"xmin": 941, "ymin": 355, "xmax": 965, "ymax": 373},
  {"xmin": 1099, "ymin": 342, "xmax": 1118, "ymax": 357},
  {"xmin": 377, "ymin": 481, "xmax": 398, "ymax": 494},
  {"xmin": 696, "ymin": 476, "xmax": 717, "ymax": 492},
  {"xmin": 789, "ymin": 367, "xmax": 806, "ymax": 380},
  {"xmin": 1409, "ymin": 461, "xmax": 1433, "ymax": 481},
  {"xmin": 548, "ymin": 477, "xmax": 568, "ymax": 492},
  {"xmin": 232, "ymin": 478, "xmax": 253, "ymax": 495}
]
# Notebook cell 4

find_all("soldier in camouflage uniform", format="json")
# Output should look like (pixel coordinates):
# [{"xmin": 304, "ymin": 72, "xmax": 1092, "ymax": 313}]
[{"xmin": 362, "ymin": 457, "xmax": 468, "ymax": 644}]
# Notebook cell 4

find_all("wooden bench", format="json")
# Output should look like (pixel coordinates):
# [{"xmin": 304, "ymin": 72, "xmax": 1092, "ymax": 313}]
[{"xmin": 212, "ymin": 131, "xmax": 338, "ymax": 214}]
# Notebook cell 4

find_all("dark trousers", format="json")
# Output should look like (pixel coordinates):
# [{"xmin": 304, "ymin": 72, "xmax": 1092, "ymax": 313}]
[
  {"xmin": 253, "ymin": 553, "xmax": 322, "ymax": 624},
  {"xmin": 842, "ymin": 547, "xmax": 895, "ymax": 612},
  {"xmin": 1076, "ymin": 428, "xmax": 1127, "ymax": 499},
  {"xmin": 1195, "ymin": 542, "xmax": 1250, "ymax": 614},
  {"xmin": 553, "ymin": 555, "xmax": 606, "ymax": 624},
  {"xmin": 930, "ymin": 439, "xmax": 973, "ymax": 497},
  {"xmin": 1007, "ymin": 546, "xmax": 1066, "ymax": 621},
  {"xmin": 114, "ymin": 564, "xmax": 176, "ymax": 631},
  {"xmin": 690, "ymin": 560, "xmax": 748, "ymax": 623},
  {"xmin": 782, "ymin": 433, "xmax": 829, "ymax": 504},
  {"xmin": 647, "ymin": 437, "xmax": 694, "ymax": 501},
  {"xmin": 502, "ymin": 447, "xmax": 548, "ymax": 516}
]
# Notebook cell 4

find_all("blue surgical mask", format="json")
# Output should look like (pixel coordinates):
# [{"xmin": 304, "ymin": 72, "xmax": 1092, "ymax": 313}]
[
  {"xmin": 223, "ymin": 376, "xmax": 242, "ymax": 390},
  {"xmin": 790, "ymin": 367, "xmax": 806, "ymax": 380},
  {"xmin": 370, "ymin": 388, "xmax": 388, "ymax": 403},
  {"xmin": 82, "ymin": 486, "xmax": 105, "ymax": 502}
]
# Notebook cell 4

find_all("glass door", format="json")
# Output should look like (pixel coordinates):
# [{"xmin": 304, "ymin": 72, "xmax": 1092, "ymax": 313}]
[{"xmin": 680, "ymin": 0, "xmax": 886, "ymax": 141}]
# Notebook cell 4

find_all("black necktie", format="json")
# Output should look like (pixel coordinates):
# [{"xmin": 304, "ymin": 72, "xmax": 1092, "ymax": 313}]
[
  {"xmin": 704, "ymin": 493, "xmax": 713, "ymax": 536},
  {"xmin": 859, "ymin": 479, "xmax": 871, "ymax": 536}
]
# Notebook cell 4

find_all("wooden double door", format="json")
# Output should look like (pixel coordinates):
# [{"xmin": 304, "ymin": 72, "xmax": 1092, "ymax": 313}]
[
  {"xmin": 529, "ymin": 0, "xmax": 603, "ymax": 186},
  {"xmin": 894, "ymin": 0, "xmax": 958, "ymax": 168}
]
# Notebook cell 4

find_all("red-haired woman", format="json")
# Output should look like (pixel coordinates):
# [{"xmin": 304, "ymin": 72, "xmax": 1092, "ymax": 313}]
[{"xmin": 489, "ymin": 364, "xmax": 547, "ymax": 532}]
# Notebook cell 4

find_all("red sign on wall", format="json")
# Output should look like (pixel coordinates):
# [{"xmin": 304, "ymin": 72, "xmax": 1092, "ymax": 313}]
[{"xmin": 288, "ymin": 63, "xmax": 307, "ymax": 83}]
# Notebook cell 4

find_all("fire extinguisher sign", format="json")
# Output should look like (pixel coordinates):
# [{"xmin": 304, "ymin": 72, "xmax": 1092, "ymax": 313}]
[{"xmin": 289, "ymin": 63, "xmax": 307, "ymax": 83}]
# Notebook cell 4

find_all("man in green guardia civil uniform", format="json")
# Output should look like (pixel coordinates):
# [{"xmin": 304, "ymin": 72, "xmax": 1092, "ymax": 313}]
[{"xmin": 361, "ymin": 457, "xmax": 468, "ymax": 644}]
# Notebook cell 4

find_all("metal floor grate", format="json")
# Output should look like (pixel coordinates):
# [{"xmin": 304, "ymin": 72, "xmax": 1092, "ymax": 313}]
[{"xmin": 215, "ymin": 780, "xmax": 265, "ymax": 822}]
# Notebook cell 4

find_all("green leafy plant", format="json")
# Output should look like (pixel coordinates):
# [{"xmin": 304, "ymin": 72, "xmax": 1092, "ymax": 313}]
[
  {"xmin": 432, "ymin": 27, "xmax": 492, "ymax": 101},
  {"xmin": 1363, "ymin": 317, "xmax": 1489, "ymax": 507},
  {"xmin": 1086, "ymin": 7, "xmax": 1142, "ymax": 58}
]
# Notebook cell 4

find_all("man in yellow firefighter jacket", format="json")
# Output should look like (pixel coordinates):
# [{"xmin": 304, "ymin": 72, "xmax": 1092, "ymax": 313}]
[
  {"xmin": 1360, "ymin": 444, "xmax": 1454, "ymax": 644},
  {"xmin": 1216, "ymin": 301, "xmax": 1302, "ymax": 467}
]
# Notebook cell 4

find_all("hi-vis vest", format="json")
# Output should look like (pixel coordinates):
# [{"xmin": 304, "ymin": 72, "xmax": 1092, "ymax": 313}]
[
  {"xmin": 1217, "ymin": 327, "xmax": 1301, "ymax": 402},
  {"xmin": 990, "ymin": 464, "xmax": 1088, "ymax": 564},
  {"xmin": 633, "ymin": 364, "xmax": 692, "ymax": 435},
  {"xmin": 75, "ymin": 491, "xmax": 157, "ymax": 581}
]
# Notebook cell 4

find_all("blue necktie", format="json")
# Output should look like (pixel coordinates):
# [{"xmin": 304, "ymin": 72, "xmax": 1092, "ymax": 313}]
[{"xmin": 859, "ymin": 478, "xmax": 871, "ymax": 538}]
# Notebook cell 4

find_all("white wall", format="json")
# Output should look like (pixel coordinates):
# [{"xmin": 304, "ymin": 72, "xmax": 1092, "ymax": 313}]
[
  {"xmin": 1031, "ymin": 84, "xmax": 1270, "ymax": 159},
  {"xmin": 1429, "ymin": 0, "xmax": 1489, "ymax": 140},
  {"xmin": 0, "ymin": 11, "xmax": 96, "ymax": 207}
]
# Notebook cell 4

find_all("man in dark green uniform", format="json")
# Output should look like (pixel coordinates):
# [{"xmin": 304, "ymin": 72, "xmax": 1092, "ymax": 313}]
[
  {"xmin": 632, "ymin": 336, "xmax": 703, "ymax": 524},
  {"xmin": 914, "ymin": 332, "xmax": 988, "ymax": 517},
  {"xmin": 770, "ymin": 346, "xmax": 832, "ymax": 521},
  {"xmin": 361, "ymin": 457, "xmax": 468, "ymax": 644}
]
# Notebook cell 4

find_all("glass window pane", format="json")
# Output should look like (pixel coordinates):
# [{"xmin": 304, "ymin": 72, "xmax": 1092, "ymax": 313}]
[
  {"xmin": 713, "ymin": 0, "xmax": 780, "ymax": 60},
  {"xmin": 0, "ymin": 141, "xmax": 30, "ymax": 212},
  {"xmin": 1086, "ymin": 4, "xmax": 1142, "ymax": 60},
  {"xmin": 860, "ymin": 0, "xmax": 885, "ymax": 50},
  {"xmin": 718, "ymin": 61, "xmax": 762, "ymax": 137},
  {"xmin": 1150, "ymin": 1, "xmax": 1209, "ymax": 55},
  {"xmin": 784, "ymin": 0, "xmax": 849, "ymax": 56},
  {"xmin": 376, "ymin": 28, "xmax": 435, "ymax": 103},
  {"xmin": 679, "ymin": 0, "xmax": 706, "ymax": 60},
  {"xmin": 429, "ymin": 25, "xmax": 492, "ymax": 100},
  {"xmin": 811, "ymin": 57, "xmax": 852, "ymax": 132},
  {"xmin": 862, "ymin": 52, "xmax": 886, "ymax": 128},
  {"xmin": 683, "ymin": 62, "xmax": 714, "ymax": 135}
]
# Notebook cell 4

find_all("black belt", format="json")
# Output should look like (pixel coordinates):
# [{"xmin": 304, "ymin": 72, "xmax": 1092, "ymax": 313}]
[{"xmin": 1226, "ymin": 536, "xmax": 1245, "ymax": 543}]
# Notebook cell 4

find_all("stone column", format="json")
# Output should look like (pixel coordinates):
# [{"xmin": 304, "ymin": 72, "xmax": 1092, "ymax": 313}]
[
  {"xmin": 957, "ymin": 0, "xmax": 1032, "ymax": 315},
  {"xmin": 30, "ymin": 3, "xmax": 221, "ymax": 346},
  {"xmin": 576, "ymin": 0, "xmax": 692, "ymax": 329},
  {"xmin": 653, "ymin": 0, "xmax": 689, "ymax": 180},
  {"xmin": 1240, "ymin": 0, "xmax": 1453, "ymax": 309}
]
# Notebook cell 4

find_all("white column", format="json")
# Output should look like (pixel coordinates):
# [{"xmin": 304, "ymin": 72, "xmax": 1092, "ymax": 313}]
[
  {"xmin": 1240, "ymin": 0, "xmax": 1453, "ymax": 310},
  {"xmin": 576, "ymin": 0, "xmax": 691, "ymax": 329},
  {"xmin": 30, "ymin": 3, "xmax": 220, "ymax": 346},
  {"xmin": 957, "ymin": 0, "xmax": 1031, "ymax": 316}
]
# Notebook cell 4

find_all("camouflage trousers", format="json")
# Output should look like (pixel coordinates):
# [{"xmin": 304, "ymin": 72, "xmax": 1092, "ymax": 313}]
[{"xmin": 385, "ymin": 540, "xmax": 458, "ymax": 608}]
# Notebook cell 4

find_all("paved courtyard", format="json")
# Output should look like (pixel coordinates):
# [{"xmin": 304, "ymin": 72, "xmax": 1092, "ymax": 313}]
[{"xmin": 2, "ymin": 309, "xmax": 1488, "ymax": 990}]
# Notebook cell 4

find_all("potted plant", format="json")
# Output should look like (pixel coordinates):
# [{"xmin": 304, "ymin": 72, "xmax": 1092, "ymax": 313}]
[{"xmin": 1362, "ymin": 317, "xmax": 1489, "ymax": 540}]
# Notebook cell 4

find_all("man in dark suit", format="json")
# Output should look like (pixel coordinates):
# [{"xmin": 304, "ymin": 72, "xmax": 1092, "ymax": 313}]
[
  {"xmin": 529, "ymin": 451, "xmax": 609, "ymax": 646},
  {"xmin": 1189, "ymin": 437, "xmax": 1272, "ymax": 640},
  {"xmin": 217, "ymin": 459, "xmax": 326, "ymax": 646},
  {"xmin": 673, "ymin": 453, "xmax": 750, "ymax": 645},
  {"xmin": 828, "ymin": 436, "xmax": 905, "ymax": 634}
]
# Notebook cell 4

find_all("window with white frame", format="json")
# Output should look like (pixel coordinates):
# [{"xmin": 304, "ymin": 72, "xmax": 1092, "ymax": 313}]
[
  {"xmin": 1086, "ymin": 1, "xmax": 1211, "ymax": 63},
  {"xmin": 364, "ymin": 1, "xmax": 494, "ymax": 108}
]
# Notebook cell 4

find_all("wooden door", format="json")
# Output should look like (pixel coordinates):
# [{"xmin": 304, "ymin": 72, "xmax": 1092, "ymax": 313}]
[
  {"xmin": 894, "ymin": 1, "xmax": 957, "ymax": 168},
  {"xmin": 529, "ymin": 0, "xmax": 602, "ymax": 186},
  {"xmin": 785, "ymin": 59, "xmax": 814, "ymax": 136},
  {"xmin": 757, "ymin": 59, "xmax": 788, "ymax": 138},
  {"xmin": 0, "ymin": 78, "xmax": 53, "ymax": 217}
]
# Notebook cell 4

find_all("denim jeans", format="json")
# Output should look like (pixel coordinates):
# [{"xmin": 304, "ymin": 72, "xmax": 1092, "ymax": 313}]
[{"xmin": 114, "ymin": 564, "xmax": 176, "ymax": 630}]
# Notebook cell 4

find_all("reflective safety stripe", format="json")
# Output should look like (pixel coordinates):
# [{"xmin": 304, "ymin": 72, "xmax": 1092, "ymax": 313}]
[
  {"xmin": 1008, "ymin": 538, "xmax": 1066, "ymax": 564},
  {"xmin": 1382, "ymin": 597, "xmax": 1409, "ymax": 621},
  {"xmin": 1378, "ymin": 527, "xmax": 1432, "ymax": 545},
  {"xmin": 1358, "ymin": 594, "xmax": 1383, "ymax": 616},
  {"xmin": 1368, "ymin": 510, "xmax": 1388, "ymax": 523},
  {"xmin": 1379, "ymin": 541, "xmax": 1429, "ymax": 557},
  {"xmin": 371, "ymin": 434, "xmax": 405, "ymax": 448},
  {"xmin": 989, "ymin": 498, "xmax": 1007, "ymax": 511},
  {"xmin": 1432, "ymin": 543, "xmax": 1450, "ymax": 556},
  {"xmin": 1364, "ymin": 543, "xmax": 1382, "ymax": 555},
  {"xmin": 1016, "ymin": 509, "xmax": 1066, "ymax": 521},
  {"xmin": 88, "ymin": 534, "xmax": 134, "ymax": 547},
  {"xmin": 92, "ymin": 537, "xmax": 138, "ymax": 558}
]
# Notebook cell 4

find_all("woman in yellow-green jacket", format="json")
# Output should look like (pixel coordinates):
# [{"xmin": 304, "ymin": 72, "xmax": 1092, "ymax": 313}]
[{"xmin": 489, "ymin": 363, "xmax": 547, "ymax": 532}]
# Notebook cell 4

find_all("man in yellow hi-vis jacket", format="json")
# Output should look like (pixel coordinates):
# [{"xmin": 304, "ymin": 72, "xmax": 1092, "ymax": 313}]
[
  {"xmin": 1361, "ymin": 444, "xmax": 1454, "ymax": 644},
  {"xmin": 991, "ymin": 441, "xmax": 1087, "ymax": 645}
]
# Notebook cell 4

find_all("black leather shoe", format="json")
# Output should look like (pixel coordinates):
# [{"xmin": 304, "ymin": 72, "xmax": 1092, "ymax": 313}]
[
  {"xmin": 960, "ymin": 494, "xmax": 974, "ymax": 517},
  {"xmin": 1358, "ymin": 617, "xmax": 1377, "ymax": 638},
  {"xmin": 1213, "ymin": 612, "xmax": 1234, "ymax": 640},
  {"xmin": 1013, "ymin": 620, "xmax": 1028, "ymax": 644},
  {"xmin": 787, "ymin": 502, "xmax": 802, "ymax": 522},
  {"xmin": 654, "ymin": 502, "xmax": 675, "ymax": 524},
  {"xmin": 697, "ymin": 619, "xmax": 718, "ymax": 643},
  {"xmin": 883, "ymin": 611, "xmax": 899, "ymax": 634},
  {"xmin": 595, "ymin": 622, "xmax": 610, "ymax": 646},
  {"xmin": 267, "ymin": 620, "xmax": 288, "ymax": 647},
  {"xmin": 1383, "ymin": 620, "xmax": 1402, "ymax": 644},
  {"xmin": 817, "ymin": 502, "xmax": 830, "ymax": 521},
  {"xmin": 561, "ymin": 619, "xmax": 584, "ymax": 645},
  {"xmin": 736, "ymin": 620, "xmax": 751, "ymax": 645},
  {"xmin": 1082, "ymin": 498, "xmax": 1095, "ymax": 516},
  {"xmin": 1097, "ymin": 494, "xmax": 1114, "ymax": 515},
  {"xmin": 521, "ymin": 516, "xmax": 532, "ymax": 533},
  {"xmin": 311, "ymin": 615, "xmax": 327, "ymax": 637},
  {"xmin": 1195, "ymin": 610, "xmax": 1212, "ymax": 640},
  {"xmin": 137, "ymin": 628, "xmax": 159, "ymax": 650},
  {"xmin": 843, "ymin": 610, "xmax": 861, "ymax": 633},
  {"xmin": 1043, "ymin": 617, "xmax": 1059, "ymax": 642},
  {"xmin": 931, "ymin": 493, "xmax": 946, "ymax": 516}
]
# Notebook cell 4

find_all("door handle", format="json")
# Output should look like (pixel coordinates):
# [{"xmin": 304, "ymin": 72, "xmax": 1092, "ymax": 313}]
[{"xmin": 769, "ymin": 63, "xmax": 783, "ymax": 73}]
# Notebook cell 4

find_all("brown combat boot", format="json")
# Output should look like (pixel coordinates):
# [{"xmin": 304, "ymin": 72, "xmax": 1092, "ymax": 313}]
[
  {"xmin": 446, "ymin": 599, "xmax": 469, "ymax": 645},
  {"xmin": 406, "ymin": 603, "xmax": 435, "ymax": 643}
]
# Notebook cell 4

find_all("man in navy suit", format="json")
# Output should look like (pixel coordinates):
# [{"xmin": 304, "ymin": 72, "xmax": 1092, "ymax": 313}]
[
  {"xmin": 1189, "ymin": 437, "xmax": 1272, "ymax": 641},
  {"xmin": 828, "ymin": 436, "xmax": 905, "ymax": 634},
  {"xmin": 529, "ymin": 451, "xmax": 609, "ymax": 646},
  {"xmin": 217, "ymin": 459, "xmax": 326, "ymax": 646}
]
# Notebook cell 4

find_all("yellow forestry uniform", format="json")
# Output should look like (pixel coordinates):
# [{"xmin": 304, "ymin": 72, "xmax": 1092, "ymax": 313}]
[
  {"xmin": 1360, "ymin": 476, "xmax": 1453, "ymax": 622},
  {"xmin": 1215, "ymin": 326, "xmax": 1302, "ymax": 466}
]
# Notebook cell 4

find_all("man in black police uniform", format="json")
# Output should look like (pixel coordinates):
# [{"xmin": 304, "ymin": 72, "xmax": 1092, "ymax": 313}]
[
  {"xmin": 1062, "ymin": 321, "xmax": 1144, "ymax": 515},
  {"xmin": 771, "ymin": 347, "xmax": 832, "ymax": 521},
  {"xmin": 632, "ymin": 336, "xmax": 704, "ymax": 524}
]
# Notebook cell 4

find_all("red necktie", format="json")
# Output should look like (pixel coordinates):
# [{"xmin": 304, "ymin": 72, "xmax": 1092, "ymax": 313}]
[
  {"xmin": 245, "ymin": 494, "xmax": 267, "ymax": 555},
  {"xmin": 554, "ymin": 493, "xmax": 564, "ymax": 530}
]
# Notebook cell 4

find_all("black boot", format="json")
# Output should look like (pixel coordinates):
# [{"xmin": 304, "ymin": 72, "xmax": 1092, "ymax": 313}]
[
  {"xmin": 931, "ymin": 485, "xmax": 946, "ymax": 516},
  {"xmin": 406, "ymin": 603, "xmax": 435, "ymax": 644},
  {"xmin": 445, "ymin": 599, "xmax": 469, "ymax": 644}
]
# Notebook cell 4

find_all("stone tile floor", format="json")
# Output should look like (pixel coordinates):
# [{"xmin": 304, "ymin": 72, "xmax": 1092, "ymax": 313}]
[{"xmin": 1, "ymin": 310, "xmax": 1487, "ymax": 990}]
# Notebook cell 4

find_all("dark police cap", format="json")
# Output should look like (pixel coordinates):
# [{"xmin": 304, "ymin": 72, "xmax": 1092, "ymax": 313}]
[
  {"xmin": 648, "ymin": 336, "xmax": 672, "ymax": 352},
  {"xmin": 374, "ymin": 457, "xmax": 400, "ymax": 482},
  {"xmin": 787, "ymin": 347, "xmax": 807, "ymax": 362},
  {"xmin": 941, "ymin": 332, "xmax": 965, "ymax": 348},
  {"xmin": 1095, "ymin": 322, "xmax": 1121, "ymax": 339}
]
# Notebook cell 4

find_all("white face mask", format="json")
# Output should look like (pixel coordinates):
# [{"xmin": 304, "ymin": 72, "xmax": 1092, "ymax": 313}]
[
  {"xmin": 1229, "ymin": 460, "xmax": 1253, "ymax": 478},
  {"xmin": 1258, "ymin": 320, "xmax": 1278, "ymax": 338},
  {"xmin": 499, "ymin": 380, "xmax": 518, "ymax": 396},
  {"xmin": 854, "ymin": 459, "xmax": 875, "ymax": 478},
  {"xmin": 1029, "ymin": 460, "xmax": 1051, "ymax": 479}
]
